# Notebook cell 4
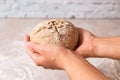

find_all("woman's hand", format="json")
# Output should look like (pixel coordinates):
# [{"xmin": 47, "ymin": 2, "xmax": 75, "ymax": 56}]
[
  {"xmin": 24, "ymin": 35, "xmax": 72, "ymax": 69},
  {"xmin": 76, "ymin": 28, "xmax": 120, "ymax": 59},
  {"xmin": 75, "ymin": 28, "xmax": 95, "ymax": 58},
  {"xmin": 24, "ymin": 35, "xmax": 109, "ymax": 80}
]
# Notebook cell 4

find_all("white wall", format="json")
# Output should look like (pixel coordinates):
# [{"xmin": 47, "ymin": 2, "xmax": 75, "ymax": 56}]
[{"xmin": 0, "ymin": 0, "xmax": 120, "ymax": 18}]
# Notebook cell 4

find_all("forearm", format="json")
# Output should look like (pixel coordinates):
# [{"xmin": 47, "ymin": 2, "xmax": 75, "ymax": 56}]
[
  {"xmin": 62, "ymin": 52, "xmax": 109, "ymax": 80},
  {"xmin": 93, "ymin": 37, "xmax": 120, "ymax": 59}
]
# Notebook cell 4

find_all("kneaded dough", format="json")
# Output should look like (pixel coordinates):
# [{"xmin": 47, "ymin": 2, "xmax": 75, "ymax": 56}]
[{"xmin": 30, "ymin": 19, "xmax": 78, "ymax": 50}]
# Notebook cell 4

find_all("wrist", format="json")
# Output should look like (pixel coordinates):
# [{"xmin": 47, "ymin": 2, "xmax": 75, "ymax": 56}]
[
  {"xmin": 56, "ymin": 49, "xmax": 73, "ymax": 70},
  {"xmin": 93, "ymin": 37, "xmax": 103, "ymax": 57},
  {"xmin": 84, "ymin": 35, "xmax": 97, "ymax": 58},
  {"xmin": 59, "ymin": 50, "xmax": 76, "ymax": 70},
  {"xmin": 60, "ymin": 50, "xmax": 85, "ymax": 70}
]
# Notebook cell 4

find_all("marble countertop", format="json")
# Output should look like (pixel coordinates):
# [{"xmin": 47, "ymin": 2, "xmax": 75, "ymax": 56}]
[{"xmin": 0, "ymin": 19, "xmax": 120, "ymax": 80}]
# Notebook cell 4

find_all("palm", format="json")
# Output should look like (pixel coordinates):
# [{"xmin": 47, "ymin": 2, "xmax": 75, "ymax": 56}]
[{"xmin": 75, "ymin": 28, "xmax": 94, "ymax": 58}]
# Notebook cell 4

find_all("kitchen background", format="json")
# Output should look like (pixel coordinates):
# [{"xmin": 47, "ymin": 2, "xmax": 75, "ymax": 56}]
[
  {"xmin": 0, "ymin": 0, "xmax": 120, "ymax": 18},
  {"xmin": 0, "ymin": 0, "xmax": 120, "ymax": 80}
]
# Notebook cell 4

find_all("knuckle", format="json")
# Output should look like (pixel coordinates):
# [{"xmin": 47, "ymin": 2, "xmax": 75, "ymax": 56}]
[
  {"xmin": 34, "ymin": 58, "xmax": 44, "ymax": 66},
  {"xmin": 33, "ymin": 59, "xmax": 40, "ymax": 66},
  {"xmin": 43, "ymin": 66, "xmax": 49, "ymax": 69},
  {"xmin": 35, "ymin": 61, "xmax": 40, "ymax": 66}
]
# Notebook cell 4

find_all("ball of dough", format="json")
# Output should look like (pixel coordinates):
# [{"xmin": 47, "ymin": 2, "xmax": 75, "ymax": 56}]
[{"xmin": 30, "ymin": 19, "xmax": 78, "ymax": 50}]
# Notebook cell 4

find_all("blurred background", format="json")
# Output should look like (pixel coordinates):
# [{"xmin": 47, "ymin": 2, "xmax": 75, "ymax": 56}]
[
  {"xmin": 0, "ymin": 0, "xmax": 120, "ymax": 19},
  {"xmin": 0, "ymin": 0, "xmax": 120, "ymax": 80}
]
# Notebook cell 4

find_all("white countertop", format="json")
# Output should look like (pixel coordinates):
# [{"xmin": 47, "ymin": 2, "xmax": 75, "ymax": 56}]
[{"xmin": 0, "ymin": 19, "xmax": 120, "ymax": 80}]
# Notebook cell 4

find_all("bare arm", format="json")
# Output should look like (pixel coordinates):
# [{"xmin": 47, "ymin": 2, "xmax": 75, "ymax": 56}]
[
  {"xmin": 63, "ymin": 52, "xmax": 109, "ymax": 80},
  {"xmin": 75, "ymin": 28, "xmax": 120, "ymax": 59},
  {"xmin": 25, "ymin": 35, "xmax": 109, "ymax": 80},
  {"xmin": 93, "ymin": 37, "xmax": 120, "ymax": 59}
]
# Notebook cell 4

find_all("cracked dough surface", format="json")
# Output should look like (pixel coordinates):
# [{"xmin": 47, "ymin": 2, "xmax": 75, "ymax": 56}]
[{"xmin": 30, "ymin": 19, "xmax": 78, "ymax": 50}]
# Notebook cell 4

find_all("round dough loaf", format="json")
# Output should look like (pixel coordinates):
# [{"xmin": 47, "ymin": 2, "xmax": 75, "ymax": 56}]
[{"xmin": 30, "ymin": 19, "xmax": 78, "ymax": 50}]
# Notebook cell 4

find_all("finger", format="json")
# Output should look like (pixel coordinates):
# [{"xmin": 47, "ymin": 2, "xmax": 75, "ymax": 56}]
[
  {"xmin": 26, "ymin": 47, "xmax": 43, "ymax": 66},
  {"xmin": 26, "ymin": 42, "xmax": 35, "ymax": 52},
  {"xmin": 24, "ymin": 34, "xmax": 30, "ymax": 42},
  {"xmin": 74, "ymin": 50, "xmax": 88, "ymax": 58},
  {"xmin": 74, "ymin": 52, "xmax": 82, "ymax": 59},
  {"xmin": 26, "ymin": 42, "xmax": 60, "ymax": 55},
  {"xmin": 26, "ymin": 42, "xmax": 47, "ymax": 53},
  {"xmin": 25, "ymin": 42, "xmax": 42, "ymax": 64},
  {"xmin": 77, "ymin": 27, "xmax": 84, "ymax": 31},
  {"xmin": 25, "ymin": 42, "xmax": 35, "ymax": 55},
  {"xmin": 26, "ymin": 42, "xmax": 44, "ymax": 64}
]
